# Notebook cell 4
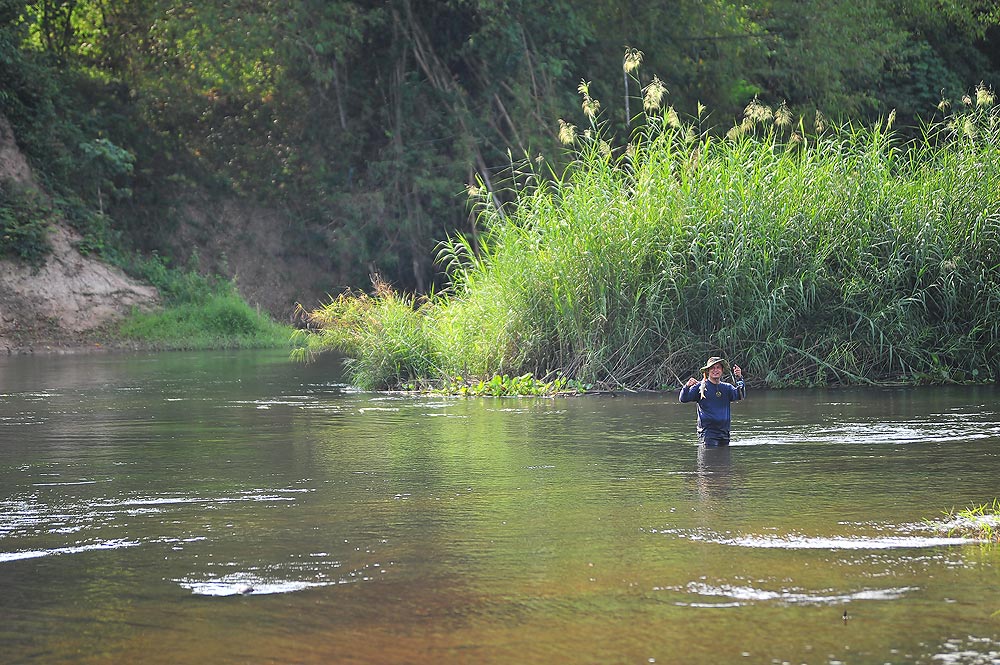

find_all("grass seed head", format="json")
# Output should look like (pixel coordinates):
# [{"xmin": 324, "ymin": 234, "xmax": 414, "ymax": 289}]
[
  {"xmin": 815, "ymin": 110, "xmax": 827, "ymax": 133},
  {"xmin": 578, "ymin": 80, "xmax": 601, "ymax": 119},
  {"xmin": 775, "ymin": 101, "xmax": 793, "ymax": 128},
  {"xmin": 976, "ymin": 83, "xmax": 995, "ymax": 107},
  {"xmin": 666, "ymin": 105, "xmax": 681, "ymax": 129},
  {"xmin": 623, "ymin": 47, "xmax": 643, "ymax": 73},
  {"xmin": 962, "ymin": 116, "xmax": 977, "ymax": 140},
  {"xmin": 643, "ymin": 76, "xmax": 666, "ymax": 112},
  {"xmin": 558, "ymin": 118, "xmax": 577, "ymax": 145},
  {"xmin": 744, "ymin": 97, "xmax": 773, "ymax": 125}
]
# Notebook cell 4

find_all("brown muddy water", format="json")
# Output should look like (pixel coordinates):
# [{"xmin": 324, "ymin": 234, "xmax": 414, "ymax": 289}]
[{"xmin": 1, "ymin": 350, "xmax": 998, "ymax": 664}]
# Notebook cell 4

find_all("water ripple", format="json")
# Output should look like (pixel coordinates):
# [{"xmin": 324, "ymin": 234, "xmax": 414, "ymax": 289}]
[
  {"xmin": 661, "ymin": 581, "xmax": 917, "ymax": 607},
  {"xmin": 0, "ymin": 538, "xmax": 141, "ymax": 562},
  {"xmin": 175, "ymin": 560, "xmax": 392, "ymax": 596},
  {"xmin": 933, "ymin": 636, "xmax": 1000, "ymax": 665},
  {"xmin": 0, "ymin": 488, "xmax": 310, "ymax": 549},
  {"xmin": 651, "ymin": 528, "xmax": 976, "ymax": 549}
]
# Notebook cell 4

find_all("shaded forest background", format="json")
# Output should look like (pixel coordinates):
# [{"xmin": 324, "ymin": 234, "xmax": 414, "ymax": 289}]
[{"xmin": 1, "ymin": 0, "xmax": 998, "ymax": 316}]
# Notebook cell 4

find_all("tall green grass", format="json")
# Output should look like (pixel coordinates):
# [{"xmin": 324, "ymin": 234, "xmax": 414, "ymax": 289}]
[
  {"xmin": 292, "ymin": 277, "xmax": 439, "ymax": 387},
  {"xmin": 299, "ymin": 84, "xmax": 1000, "ymax": 390}
]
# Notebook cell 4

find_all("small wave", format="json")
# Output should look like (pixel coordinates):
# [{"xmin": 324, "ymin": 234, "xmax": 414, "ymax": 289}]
[
  {"xmin": 176, "ymin": 560, "xmax": 390, "ymax": 596},
  {"xmin": 89, "ymin": 494, "xmax": 297, "ymax": 508},
  {"xmin": 653, "ymin": 528, "xmax": 976, "ymax": 549},
  {"xmin": 664, "ymin": 581, "xmax": 917, "ymax": 606},
  {"xmin": 933, "ymin": 636, "xmax": 1000, "ymax": 664},
  {"xmin": 718, "ymin": 534, "xmax": 975, "ymax": 549},
  {"xmin": 178, "ymin": 575, "xmax": 333, "ymax": 596},
  {"xmin": 0, "ymin": 538, "xmax": 141, "ymax": 562},
  {"xmin": 737, "ymin": 418, "xmax": 1000, "ymax": 446},
  {"xmin": 231, "ymin": 399, "xmax": 314, "ymax": 408},
  {"xmin": 32, "ymin": 480, "xmax": 104, "ymax": 487}
]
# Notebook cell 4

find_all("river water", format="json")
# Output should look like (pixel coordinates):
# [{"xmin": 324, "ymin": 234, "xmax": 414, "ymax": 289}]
[{"xmin": 1, "ymin": 350, "xmax": 998, "ymax": 664}]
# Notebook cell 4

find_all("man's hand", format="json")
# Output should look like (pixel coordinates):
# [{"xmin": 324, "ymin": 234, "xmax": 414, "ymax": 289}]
[
  {"xmin": 685, "ymin": 377, "xmax": 699, "ymax": 388},
  {"xmin": 733, "ymin": 364, "xmax": 743, "ymax": 379}
]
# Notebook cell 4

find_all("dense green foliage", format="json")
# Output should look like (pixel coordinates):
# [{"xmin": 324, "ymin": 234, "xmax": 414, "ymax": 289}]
[
  {"xmin": 0, "ymin": 180, "xmax": 53, "ymax": 264},
  {"xmin": 1, "ymin": 0, "xmax": 998, "ymax": 293},
  {"xmin": 297, "ymin": 84, "xmax": 1000, "ymax": 390}
]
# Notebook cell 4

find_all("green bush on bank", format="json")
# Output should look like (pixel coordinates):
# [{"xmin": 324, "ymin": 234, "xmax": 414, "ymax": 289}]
[
  {"xmin": 292, "ymin": 276, "xmax": 438, "ymax": 387},
  {"xmin": 120, "ymin": 255, "xmax": 292, "ymax": 350},
  {"xmin": 299, "ymin": 82, "xmax": 1000, "ymax": 391},
  {"xmin": 0, "ymin": 181, "xmax": 54, "ymax": 265}
]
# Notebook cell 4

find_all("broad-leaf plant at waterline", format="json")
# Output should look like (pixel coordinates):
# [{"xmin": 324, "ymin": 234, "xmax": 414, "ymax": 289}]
[{"xmin": 295, "ymin": 76, "xmax": 1000, "ymax": 394}]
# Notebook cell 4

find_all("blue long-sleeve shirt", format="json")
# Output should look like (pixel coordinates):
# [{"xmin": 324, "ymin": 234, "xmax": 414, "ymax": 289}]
[{"xmin": 679, "ymin": 379, "xmax": 745, "ymax": 437}]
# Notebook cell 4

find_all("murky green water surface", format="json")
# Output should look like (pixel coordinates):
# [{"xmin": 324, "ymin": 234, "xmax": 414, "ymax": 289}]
[{"xmin": 1, "ymin": 350, "xmax": 998, "ymax": 664}]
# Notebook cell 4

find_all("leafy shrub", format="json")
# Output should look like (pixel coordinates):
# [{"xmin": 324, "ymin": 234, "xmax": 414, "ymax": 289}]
[{"xmin": 0, "ymin": 181, "xmax": 53, "ymax": 265}]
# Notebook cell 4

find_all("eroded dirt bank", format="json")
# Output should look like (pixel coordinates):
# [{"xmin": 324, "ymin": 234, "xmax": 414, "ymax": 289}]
[{"xmin": 0, "ymin": 113, "xmax": 159, "ymax": 354}]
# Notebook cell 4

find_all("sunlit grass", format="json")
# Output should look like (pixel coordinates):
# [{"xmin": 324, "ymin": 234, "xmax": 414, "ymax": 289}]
[
  {"xmin": 942, "ymin": 500, "xmax": 1000, "ymax": 543},
  {"xmin": 120, "ymin": 291, "xmax": 293, "ymax": 350},
  {"xmin": 409, "ymin": 373, "xmax": 585, "ymax": 397},
  {"xmin": 298, "ymin": 81, "xmax": 1000, "ymax": 392},
  {"xmin": 118, "ymin": 253, "xmax": 294, "ymax": 350},
  {"xmin": 291, "ymin": 276, "xmax": 440, "ymax": 387}
]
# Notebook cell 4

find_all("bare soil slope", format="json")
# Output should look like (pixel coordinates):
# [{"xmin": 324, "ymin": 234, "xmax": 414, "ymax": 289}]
[{"xmin": 0, "ymin": 114, "xmax": 159, "ymax": 353}]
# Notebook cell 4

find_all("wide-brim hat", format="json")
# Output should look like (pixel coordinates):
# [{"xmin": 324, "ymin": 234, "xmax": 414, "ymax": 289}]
[{"xmin": 700, "ymin": 356, "xmax": 730, "ymax": 374}]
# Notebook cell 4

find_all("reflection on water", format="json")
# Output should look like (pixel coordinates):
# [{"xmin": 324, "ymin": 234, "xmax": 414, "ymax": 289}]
[
  {"xmin": 0, "ymin": 350, "xmax": 999, "ymax": 664},
  {"xmin": 694, "ymin": 444, "xmax": 733, "ymax": 502}
]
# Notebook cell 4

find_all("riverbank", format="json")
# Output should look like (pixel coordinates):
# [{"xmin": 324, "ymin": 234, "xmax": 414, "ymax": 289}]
[
  {"xmin": 2, "ymin": 339, "xmax": 122, "ymax": 355},
  {"xmin": 0, "ymin": 328, "xmax": 150, "ymax": 355},
  {"xmin": 2, "ymin": 110, "xmax": 336, "ymax": 355},
  {"xmin": 2, "ymin": 113, "xmax": 162, "ymax": 352}
]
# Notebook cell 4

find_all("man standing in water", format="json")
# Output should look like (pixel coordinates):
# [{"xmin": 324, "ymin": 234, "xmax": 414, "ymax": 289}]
[{"xmin": 680, "ymin": 356, "xmax": 746, "ymax": 447}]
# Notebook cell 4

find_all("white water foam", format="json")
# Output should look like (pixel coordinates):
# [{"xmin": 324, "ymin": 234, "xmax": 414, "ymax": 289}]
[
  {"xmin": 663, "ymin": 581, "xmax": 917, "ymax": 607},
  {"xmin": 710, "ymin": 534, "xmax": 975, "ymax": 549},
  {"xmin": 0, "ymin": 538, "xmax": 141, "ymax": 562},
  {"xmin": 652, "ymin": 528, "xmax": 977, "ymax": 549},
  {"xmin": 932, "ymin": 636, "xmax": 1000, "ymax": 664},
  {"xmin": 177, "ymin": 574, "xmax": 333, "ymax": 596},
  {"xmin": 176, "ymin": 560, "xmax": 390, "ymax": 596},
  {"xmin": 32, "ymin": 480, "xmax": 104, "ymax": 487}
]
